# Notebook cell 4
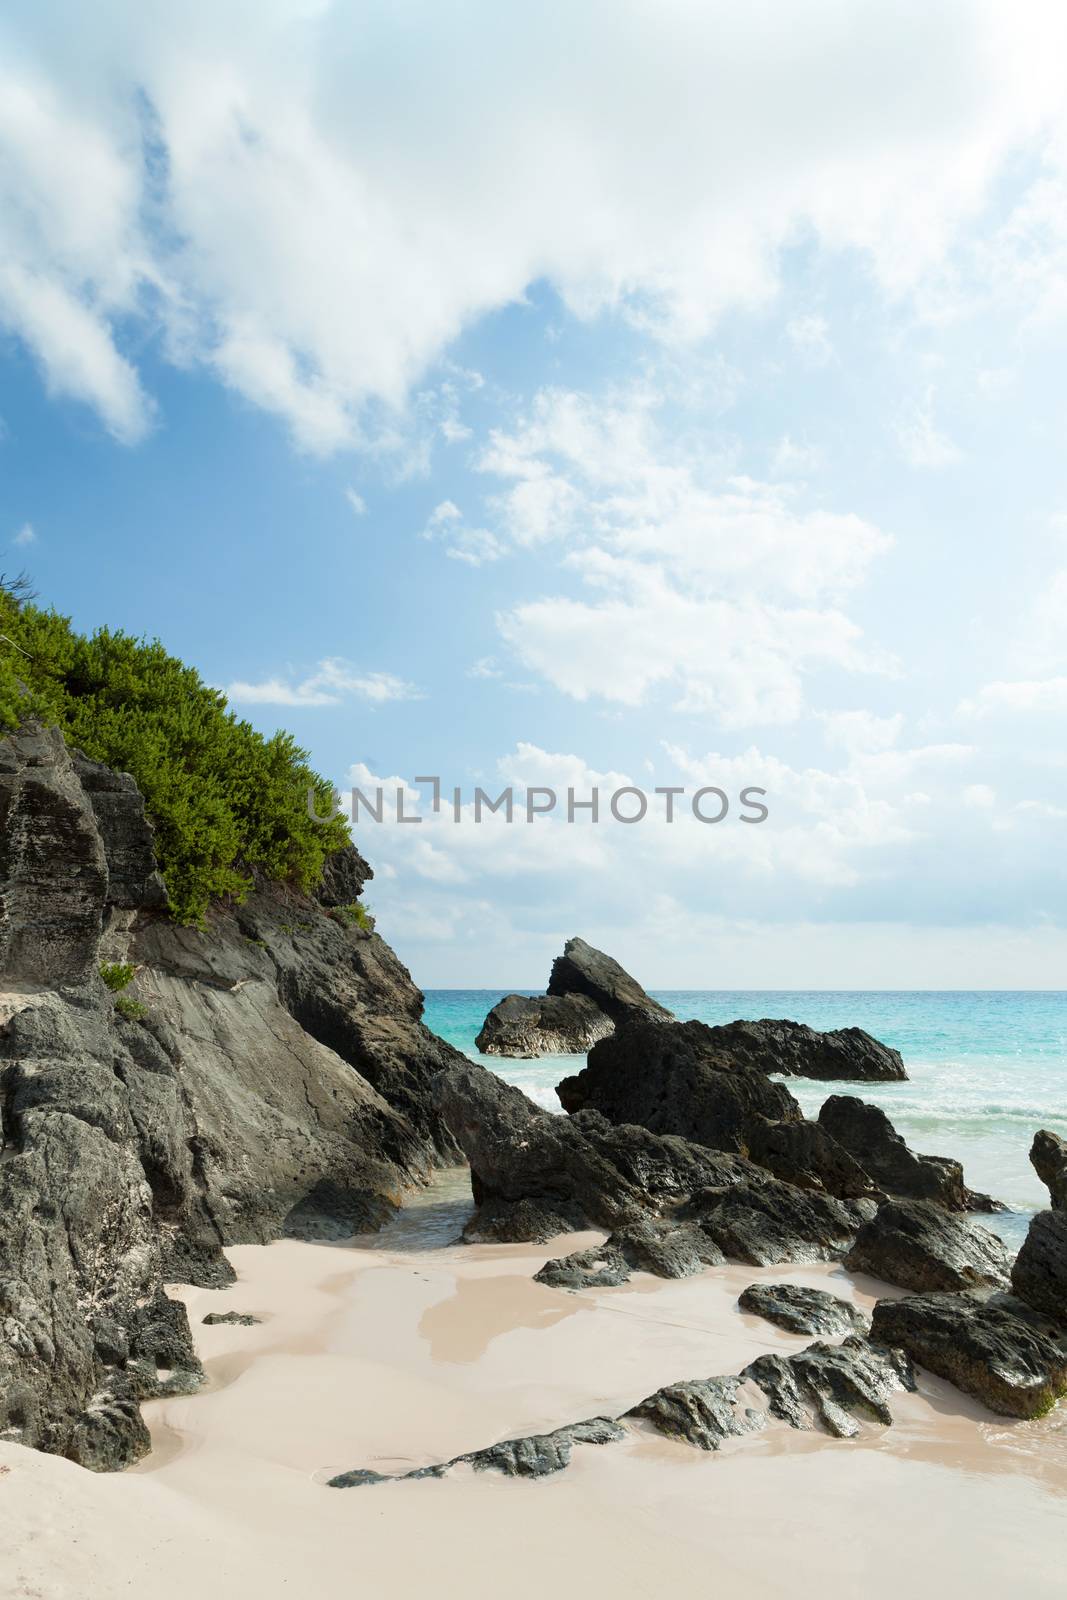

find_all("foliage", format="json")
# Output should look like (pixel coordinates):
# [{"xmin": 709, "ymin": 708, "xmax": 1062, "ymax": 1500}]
[
  {"xmin": 329, "ymin": 901, "xmax": 375, "ymax": 932},
  {"xmin": 114, "ymin": 996, "xmax": 148, "ymax": 1022},
  {"xmin": 0, "ymin": 582, "xmax": 350, "ymax": 923},
  {"xmin": 100, "ymin": 962, "xmax": 136, "ymax": 992}
]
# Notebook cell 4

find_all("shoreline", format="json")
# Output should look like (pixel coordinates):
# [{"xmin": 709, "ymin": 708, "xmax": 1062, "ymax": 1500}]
[{"xmin": 3, "ymin": 1171, "xmax": 1066, "ymax": 1600}]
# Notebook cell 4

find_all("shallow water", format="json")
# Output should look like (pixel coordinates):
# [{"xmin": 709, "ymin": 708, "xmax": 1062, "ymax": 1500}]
[{"xmin": 424, "ymin": 988, "xmax": 1067, "ymax": 1246}]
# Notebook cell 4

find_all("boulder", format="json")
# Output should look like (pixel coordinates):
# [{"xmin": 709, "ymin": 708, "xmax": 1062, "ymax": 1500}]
[
  {"xmin": 328, "ymin": 1416, "xmax": 626, "ymax": 1486},
  {"xmin": 627, "ymin": 1376, "xmax": 764, "ymax": 1451},
  {"xmin": 547, "ymin": 936, "xmax": 672, "ymax": 1027},
  {"xmin": 690, "ymin": 1018, "xmax": 906, "ymax": 1083},
  {"xmin": 475, "ymin": 992, "xmax": 614, "ymax": 1057},
  {"xmin": 746, "ymin": 1117, "xmax": 879, "ymax": 1200},
  {"xmin": 1030, "ymin": 1130, "xmax": 1067, "ymax": 1211},
  {"xmin": 743, "ymin": 1336, "xmax": 914, "ymax": 1438},
  {"xmin": 557, "ymin": 1018, "xmax": 802, "ymax": 1153},
  {"xmin": 818, "ymin": 1094, "xmax": 997, "ymax": 1212},
  {"xmin": 845, "ymin": 1199, "xmax": 1011, "ymax": 1293},
  {"xmin": 871, "ymin": 1293, "xmax": 1067, "ymax": 1419},
  {"xmin": 737, "ymin": 1283, "xmax": 869, "ymax": 1337},
  {"xmin": 1011, "ymin": 1209, "xmax": 1067, "ymax": 1325},
  {"xmin": 687, "ymin": 1179, "xmax": 867, "ymax": 1266},
  {"xmin": 535, "ymin": 1217, "xmax": 724, "ymax": 1290}
]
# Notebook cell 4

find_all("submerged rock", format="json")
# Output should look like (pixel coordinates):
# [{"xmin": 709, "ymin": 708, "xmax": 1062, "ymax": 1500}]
[
  {"xmin": 1011, "ymin": 1209, "xmax": 1067, "ymax": 1325},
  {"xmin": 328, "ymin": 1416, "xmax": 626, "ymax": 1485},
  {"xmin": 475, "ymin": 992, "xmax": 613, "ymax": 1057},
  {"xmin": 818, "ymin": 1095, "xmax": 997, "ymax": 1212},
  {"xmin": 871, "ymin": 1293, "xmax": 1067, "ymax": 1419},
  {"xmin": 738, "ymin": 1283, "xmax": 870, "ymax": 1337},
  {"xmin": 845, "ymin": 1199, "xmax": 1011, "ymax": 1293},
  {"xmin": 557, "ymin": 1018, "xmax": 802, "ymax": 1153},
  {"xmin": 1031, "ymin": 1130, "xmax": 1067, "ymax": 1211}
]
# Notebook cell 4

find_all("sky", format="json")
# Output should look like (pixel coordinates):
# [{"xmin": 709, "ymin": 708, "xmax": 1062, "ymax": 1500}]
[{"xmin": 3, "ymin": 0, "xmax": 1067, "ymax": 987}]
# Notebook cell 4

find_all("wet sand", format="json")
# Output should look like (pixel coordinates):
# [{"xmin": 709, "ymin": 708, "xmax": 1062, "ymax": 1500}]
[{"xmin": 3, "ymin": 1170, "xmax": 1065, "ymax": 1599}]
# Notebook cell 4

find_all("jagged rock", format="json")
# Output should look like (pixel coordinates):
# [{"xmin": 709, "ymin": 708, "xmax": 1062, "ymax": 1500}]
[
  {"xmin": 689, "ymin": 1018, "xmax": 906, "ymax": 1083},
  {"xmin": 328, "ymin": 1417, "xmax": 626, "ymax": 1486},
  {"xmin": 744, "ymin": 1336, "xmax": 914, "ymax": 1438},
  {"xmin": 687, "ymin": 1178, "xmax": 868, "ymax": 1266},
  {"xmin": 1031, "ymin": 1130, "xmax": 1067, "ymax": 1211},
  {"xmin": 1011, "ymin": 1209, "xmax": 1067, "ymax": 1325},
  {"xmin": 871, "ymin": 1293, "xmax": 1067, "ymax": 1419},
  {"xmin": 202, "ymin": 1311, "xmax": 262, "ymax": 1327},
  {"xmin": 0, "ymin": 723, "xmax": 468, "ymax": 1469},
  {"xmin": 557, "ymin": 1018, "xmax": 802, "ymax": 1153},
  {"xmin": 627, "ymin": 1376, "xmax": 764, "ymax": 1451},
  {"xmin": 475, "ymin": 992, "xmax": 614, "ymax": 1057},
  {"xmin": 818, "ymin": 1095, "xmax": 996, "ymax": 1212},
  {"xmin": 738, "ymin": 1283, "xmax": 869, "ymax": 1337},
  {"xmin": 547, "ymin": 936, "xmax": 672, "ymax": 1027},
  {"xmin": 746, "ymin": 1118, "xmax": 879, "ymax": 1200},
  {"xmin": 845, "ymin": 1199, "xmax": 1011, "ymax": 1293},
  {"xmin": 314, "ymin": 843, "xmax": 372, "ymax": 908},
  {"xmin": 536, "ymin": 1217, "xmax": 724, "ymax": 1290}
]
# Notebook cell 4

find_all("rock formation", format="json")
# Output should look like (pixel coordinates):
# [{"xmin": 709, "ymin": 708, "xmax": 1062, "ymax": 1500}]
[
  {"xmin": 683, "ymin": 1018, "xmax": 907, "ymax": 1083},
  {"xmin": 1011, "ymin": 1210, "xmax": 1067, "ymax": 1325},
  {"xmin": 475, "ymin": 935, "xmax": 670, "ymax": 1056},
  {"xmin": 737, "ymin": 1283, "xmax": 870, "ymax": 1337},
  {"xmin": 1030, "ymin": 1129, "xmax": 1067, "ymax": 1211},
  {"xmin": 845, "ymin": 1199, "xmax": 1011, "ymax": 1293},
  {"xmin": 818, "ymin": 1095, "xmax": 998, "ymax": 1212},
  {"xmin": 0, "ymin": 722, "xmax": 467, "ymax": 1469}
]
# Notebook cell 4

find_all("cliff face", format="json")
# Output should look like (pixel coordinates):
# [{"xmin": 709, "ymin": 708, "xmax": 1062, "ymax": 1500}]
[{"xmin": 0, "ymin": 723, "xmax": 464, "ymax": 1469}]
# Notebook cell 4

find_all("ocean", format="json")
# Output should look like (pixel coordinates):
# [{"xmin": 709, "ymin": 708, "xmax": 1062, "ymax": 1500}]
[{"xmin": 423, "ymin": 989, "xmax": 1067, "ymax": 1248}]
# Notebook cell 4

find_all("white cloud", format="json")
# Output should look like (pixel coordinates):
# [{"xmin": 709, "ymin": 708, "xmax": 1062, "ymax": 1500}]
[
  {"xmin": 786, "ymin": 314, "xmax": 833, "ymax": 367},
  {"xmin": 821, "ymin": 710, "xmax": 905, "ymax": 756},
  {"xmin": 5, "ymin": 4, "xmax": 1067, "ymax": 443},
  {"xmin": 226, "ymin": 658, "xmax": 421, "ymax": 707},
  {"xmin": 896, "ymin": 387, "xmax": 962, "ymax": 467},
  {"xmin": 959, "ymin": 677, "xmax": 1067, "ymax": 716},
  {"xmin": 12, "ymin": 522, "xmax": 36, "ymax": 548},
  {"xmin": 344, "ymin": 488, "xmax": 367, "ymax": 516}
]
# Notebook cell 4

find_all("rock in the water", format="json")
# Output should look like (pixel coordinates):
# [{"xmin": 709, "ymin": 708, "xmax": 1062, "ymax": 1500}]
[
  {"xmin": 475, "ymin": 992, "xmax": 614, "ymax": 1057},
  {"xmin": 738, "ymin": 1283, "xmax": 869, "ymax": 1337},
  {"xmin": 846, "ymin": 1199, "xmax": 1011, "ymax": 1293},
  {"xmin": 746, "ymin": 1118, "xmax": 879, "ymax": 1200},
  {"xmin": 1031, "ymin": 1130, "xmax": 1067, "ymax": 1211},
  {"xmin": 557, "ymin": 1018, "xmax": 802, "ymax": 1153},
  {"xmin": 547, "ymin": 936, "xmax": 672, "ymax": 1028},
  {"xmin": 688, "ymin": 1178, "xmax": 867, "ymax": 1266},
  {"xmin": 744, "ymin": 1336, "xmax": 914, "ymax": 1438},
  {"xmin": 328, "ymin": 1416, "xmax": 626, "ymax": 1485},
  {"xmin": 871, "ymin": 1293, "xmax": 1067, "ymax": 1419},
  {"xmin": 1011, "ymin": 1209, "xmax": 1067, "ymax": 1325},
  {"xmin": 819, "ymin": 1095, "xmax": 997, "ymax": 1212},
  {"xmin": 536, "ymin": 1217, "xmax": 724, "ymax": 1290},
  {"xmin": 202, "ymin": 1311, "xmax": 262, "ymax": 1327},
  {"xmin": 688, "ymin": 1018, "xmax": 907, "ymax": 1083}
]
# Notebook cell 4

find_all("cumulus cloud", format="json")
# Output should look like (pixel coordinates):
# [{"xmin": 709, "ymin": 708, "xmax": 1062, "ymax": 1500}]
[
  {"xmin": 4, "ymin": 2, "xmax": 1067, "ymax": 444},
  {"xmin": 226, "ymin": 658, "xmax": 420, "ymax": 707},
  {"xmin": 11, "ymin": 522, "xmax": 35, "ymax": 547},
  {"xmin": 959, "ymin": 677, "xmax": 1067, "ymax": 716}
]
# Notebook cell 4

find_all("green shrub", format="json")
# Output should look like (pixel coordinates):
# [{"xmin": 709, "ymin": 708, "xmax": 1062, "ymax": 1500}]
[
  {"xmin": 114, "ymin": 996, "xmax": 148, "ymax": 1022},
  {"xmin": 100, "ymin": 962, "xmax": 136, "ymax": 992},
  {"xmin": 0, "ymin": 583, "xmax": 350, "ymax": 923},
  {"xmin": 328, "ymin": 901, "xmax": 375, "ymax": 932}
]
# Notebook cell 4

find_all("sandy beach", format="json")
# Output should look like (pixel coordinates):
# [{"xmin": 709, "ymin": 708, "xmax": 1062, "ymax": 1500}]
[{"xmin": 2, "ymin": 1169, "xmax": 1064, "ymax": 1600}]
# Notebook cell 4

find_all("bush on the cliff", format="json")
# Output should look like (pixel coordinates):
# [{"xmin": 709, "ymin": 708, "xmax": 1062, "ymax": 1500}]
[{"xmin": 0, "ymin": 585, "xmax": 349, "ymax": 922}]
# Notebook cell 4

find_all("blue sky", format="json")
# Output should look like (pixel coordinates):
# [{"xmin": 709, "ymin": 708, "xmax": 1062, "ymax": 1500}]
[{"xmin": 4, "ymin": 1, "xmax": 1067, "ymax": 985}]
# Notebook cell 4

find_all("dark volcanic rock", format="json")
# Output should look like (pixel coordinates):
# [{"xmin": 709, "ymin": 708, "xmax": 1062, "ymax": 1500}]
[
  {"xmin": 738, "ymin": 1283, "xmax": 869, "ymax": 1337},
  {"xmin": 475, "ymin": 991, "xmax": 613, "ymax": 1057},
  {"xmin": 0, "ymin": 722, "xmax": 468, "ymax": 1469},
  {"xmin": 871, "ymin": 1293, "xmax": 1067, "ymax": 1419},
  {"xmin": 627, "ymin": 1376, "xmax": 764, "ymax": 1451},
  {"xmin": 202, "ymin": 1311, "xmax": 262, "ymax": 1327},
  {"xmin": 328, "ymin": 1416, "xmax": 626, "ymax": 1486},
  {"xmin": 557, "ymin": 1018, "xmax": 802, "ymax": 1153},
  {"xmin": 818, "ymin": 1095, "xmax": 997, "ymax": 1212},
  {"xmin": 845, "ymin": 1199, "xmax": 1011, "ymax": 1293},
  {"xmin": 687, "ymin": 1178, "xmax": 868, "ymax": 1266},
  {"xmin": 744, "ymin": 1336, "xmax": 914, "ymax": 1438},
  {"xmin": 746, "ymin": 1118, "xmax": 879, "ymax": 1200},
  {"xmin": 547, "ymin": 936, "xmax": 672, "ymax": 1027},
  {"xmin": 1011, "ymin": 1209, "xmax": 1067, "ymax": 1325},
  {"xmin": 1031, "ymin": 1130, "xmax": 1067, "ymax": 1211},
  {"xmin": 692, "ymin": 1018, "xmax": 906, "ymax": 1083},
  {"xmin": 536, "ymin": 1218, "xmax": 724, "ymax": 1290}
]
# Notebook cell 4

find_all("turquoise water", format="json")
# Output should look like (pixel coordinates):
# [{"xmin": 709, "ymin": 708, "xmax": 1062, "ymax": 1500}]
[{"xmin": 424, "ymin": 989, "xmax": 1067, "ymax": 1247}]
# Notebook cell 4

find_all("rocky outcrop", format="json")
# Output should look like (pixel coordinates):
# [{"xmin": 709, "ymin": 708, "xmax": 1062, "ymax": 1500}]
[
  {"xmin": 476, "ymin": 936, "xmax": 671, "ymax": 1057},
  {"xmin": 745, "ymin": 1118, "xmax": 879, "ymax": 1200},
  {"xmin": 475, "ymin": 992, "xmax": 613, "ymax": 1057},
  {"xmin": 818, "ymin": 1095, "xmax": 997, "ymax": 1212},
  {"xmin": 1011, "ymin": 1209, "xmax": 1067, "ymax": 1325},
  {"xmin": 1031, "ymin": 1129, "xmax": 1067, "ymax": 1211},
  {"xmin": 557, "ymin": 1018, "xmax": 802, "ymax": 1152},
  {"xmin": 871, "ymin": 1293, "xmax": 1067, "ymax": 1419},
  {"xmin": 328, "ymin": 1416, "xmax": 627, "ymax": 1486},
  {"xmin": 688, "ymin": 1018, "xmax": 907, "ymax": 1083},
  {"xmin": 535, "ymin": 1218, "xmax": 724, "ymax": 1290},
  {"xmin": 738, "ymin": 1283, "xmax": 869, "ymax": 1337},
  {"xmin": 686, "ymin": 1178, "xmax": 869, "ymax": 1266},
  {"xmin": 0, "ymin": 723, "xmax": 467, "ymax": 1469},
  {"xmin": 202, "ymin": 1312, "xmax": 261, "ymax": 1327},
  {"xmin": 845, "ymin": 1199, "xmax": 1011, "ymax": 1293},
  {"xmin": 741, "ymin": 1336, "xmax": 914, "ymax": 1438}
]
